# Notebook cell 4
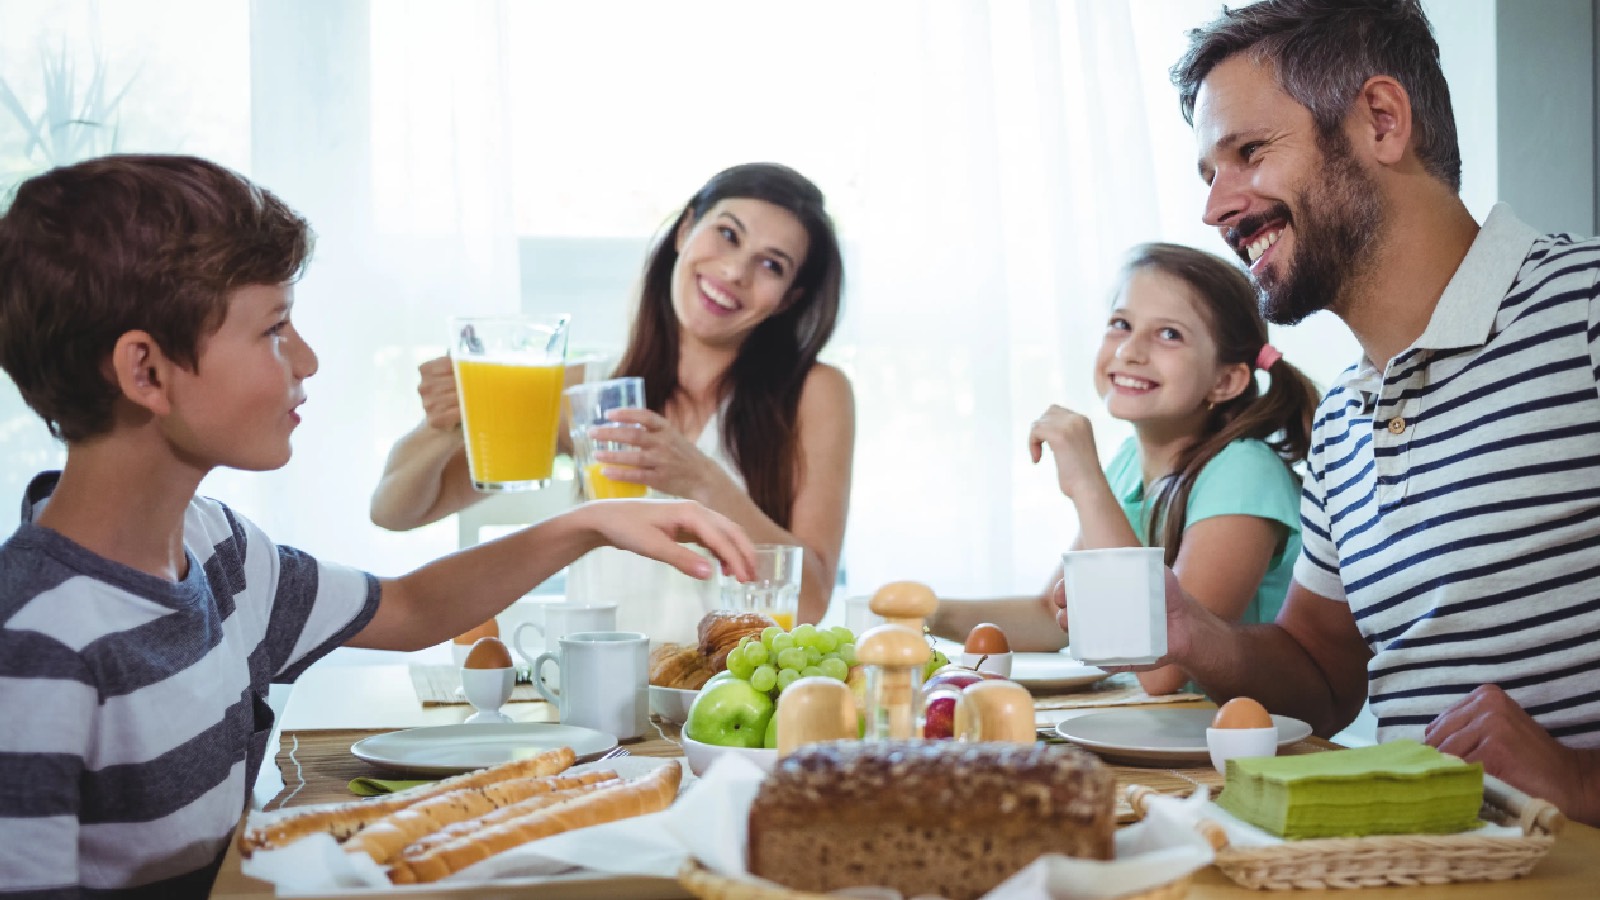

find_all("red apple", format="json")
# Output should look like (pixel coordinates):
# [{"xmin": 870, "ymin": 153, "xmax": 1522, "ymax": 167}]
[
  {"xmin": 923, "ymin": 664, "xmax": 1001, "ymax": 694},
  {"xmin": 923, "ymin": 686, "xmax": 962, "ymax": 739}
]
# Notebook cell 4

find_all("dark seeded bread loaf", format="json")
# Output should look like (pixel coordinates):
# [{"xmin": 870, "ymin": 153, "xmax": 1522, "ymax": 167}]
[{"xmin": 747, "ymin": 741, "xmax": 1114, "ymax": 900}]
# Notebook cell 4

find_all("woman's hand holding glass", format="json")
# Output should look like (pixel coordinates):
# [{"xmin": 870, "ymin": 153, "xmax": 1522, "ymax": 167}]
[
  {"xmin": 588, "ymin": 408, "xmax": 730, "ymax": 502},
  {"xmin": 416, "ymin": 355, "xmax": 462, "ymax": 431}
]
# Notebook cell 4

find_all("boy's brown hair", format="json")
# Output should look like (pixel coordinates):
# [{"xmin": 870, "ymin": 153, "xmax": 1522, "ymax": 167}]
[{"xmin": 0, "ymin": 154, "xmax": 313, "ymax": 442}]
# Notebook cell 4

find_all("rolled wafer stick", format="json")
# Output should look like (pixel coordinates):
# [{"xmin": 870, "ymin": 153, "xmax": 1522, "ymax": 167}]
[
  {"xmin": 389, "ymin": 762, "xmax": 682, "ymax": 884},
  {"xmin": 346, "ymin": 770, "xmax": 620, "ymax": 865},
  {"xmin": 237, "ymin": 745, "xmax": 575, "ymax": 856}
]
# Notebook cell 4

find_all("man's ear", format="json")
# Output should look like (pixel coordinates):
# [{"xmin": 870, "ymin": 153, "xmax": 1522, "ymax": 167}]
[
  {"xmin": 108, "ymin": 331, "xmax": 175, "ymax": 416},
  {"xmin": 1353, "ymin": 75, "xmax": 1412, "ymax": 168},
  {"xmin": 1209, "ymin": 361, "xmax": 1253, "ymax": 405}
]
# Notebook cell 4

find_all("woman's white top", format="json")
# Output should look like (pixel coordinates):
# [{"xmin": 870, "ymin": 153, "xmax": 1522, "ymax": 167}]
[{"xmin": 565, "ymin": 403, "xmax": 743, "ymax": 645}]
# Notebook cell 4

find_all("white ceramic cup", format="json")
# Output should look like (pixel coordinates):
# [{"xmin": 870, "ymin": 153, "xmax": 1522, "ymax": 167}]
[
  {"xmin": 1060, "ymin": 546, "xmax": 1166, "ymax": 666},
  {"xmin": 513, "ymin": 603, "xmax": 618, "ymax": 689},
  {"xmin": 459, "ymin": 666, "xmax": 515, "ymax": 724},
  {"xmin": 534, "ymin": 631, "xmax": 650, "ymax": 740}
]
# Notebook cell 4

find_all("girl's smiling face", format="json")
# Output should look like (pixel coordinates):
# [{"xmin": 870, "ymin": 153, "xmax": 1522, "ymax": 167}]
[
  {"xmin": 669, "ymin": 197, "xmax": 810, "ymax": 349},
  {"xmin": 1095, "ymin": 268, "xmax": 1242, "ymax": 429}
]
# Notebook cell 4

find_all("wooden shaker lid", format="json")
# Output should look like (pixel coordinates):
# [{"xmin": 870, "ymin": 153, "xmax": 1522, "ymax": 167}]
[
  {"xmin": 869, "ymin": 581, "xmax": 939, "ymax": 631},
  {"xmin": 775, "ymin": 677, "xmax": 858, "ymax": 756},
  {"xmin": 855, "ymin": 624, "xmax": 932, "ymax": 668}
]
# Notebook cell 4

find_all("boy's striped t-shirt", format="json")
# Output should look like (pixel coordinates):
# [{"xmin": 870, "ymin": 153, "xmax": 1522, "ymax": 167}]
[
  {"xmin": 0, "ymin": 474, "xmax": 380, "ymax": 897},
  {"xmin": 1293, "ymin": 204, "xmax": 1600, "ymax": 745}
]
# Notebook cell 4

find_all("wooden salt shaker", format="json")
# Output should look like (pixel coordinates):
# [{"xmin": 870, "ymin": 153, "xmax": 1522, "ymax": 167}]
[
  {"xmin": 775, "ymin": 676, "xmax": 858, "ymax": 756},
  {"xmin": 954, "ymin": 680, "xmax": 1036, "ymax": 744},
  {"xmin": 869, "ymin": 581, "xmax": 940, "ymax": 633},
  {"xmin": 855, "ymin": 624, "xmax": 931, "ymax": 740}
]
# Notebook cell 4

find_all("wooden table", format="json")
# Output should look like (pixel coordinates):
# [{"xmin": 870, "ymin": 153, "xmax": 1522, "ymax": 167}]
[{"xmin": 211, "ymin": 664, "xmax": 1600, "ymax": 899}]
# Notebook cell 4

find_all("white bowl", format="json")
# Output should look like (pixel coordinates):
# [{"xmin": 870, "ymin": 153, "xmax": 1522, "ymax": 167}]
[
  {"xmin": 649, "ymin": 686, "xmax": 699, "ymax": 725},
  {"xmin": 1206, "ymin": 726, "xmax": 1279, "ymax": 774},
  {"xmin": 679, "ymin": 734, "xmax": 778, "ymax": 777}
]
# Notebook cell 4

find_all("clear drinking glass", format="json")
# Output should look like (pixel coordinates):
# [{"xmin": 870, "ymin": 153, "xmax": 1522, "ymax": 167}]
[
  {"xmin": 449, "ymin": 314, "xmax": 570, "ymax": 491},
  {"xmin": 564, "ymin": 376, "xmax": 647, "ymax": 499},
  {"xmin": 720, "ymin": 543, "xmax": 803, "ymax": 630}
]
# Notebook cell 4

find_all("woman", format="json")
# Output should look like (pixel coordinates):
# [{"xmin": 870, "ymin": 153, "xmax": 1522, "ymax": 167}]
[{"xmin": 371, "ymin": 163, "xmax": 853, "ymax": 641}]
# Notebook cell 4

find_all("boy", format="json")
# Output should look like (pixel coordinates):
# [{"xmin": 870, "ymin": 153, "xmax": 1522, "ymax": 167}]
[{"xmin": 0, "ymin": 154, "xmax": 756, "ymax": 897}]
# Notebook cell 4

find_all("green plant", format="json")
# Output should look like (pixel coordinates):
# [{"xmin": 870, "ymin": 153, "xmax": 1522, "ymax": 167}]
[{"xmin": 0, "ymin": 40, "xmax": 137, "ymax": 197}]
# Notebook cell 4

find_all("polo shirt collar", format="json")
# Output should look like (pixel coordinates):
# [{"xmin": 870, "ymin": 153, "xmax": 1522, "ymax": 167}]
[{"xmin": 1413, "ymin": 203, "xmax": 1539, "ymax": 351}]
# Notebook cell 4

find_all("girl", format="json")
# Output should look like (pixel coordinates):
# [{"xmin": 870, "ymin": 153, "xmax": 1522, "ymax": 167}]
[
  {"xmin": 1031, "ymin": 242, "xmax": 1319, "ymax": 694},
  {"xmin": 370, "ymin": 163, "xmax": 853, "ymax": 641}
]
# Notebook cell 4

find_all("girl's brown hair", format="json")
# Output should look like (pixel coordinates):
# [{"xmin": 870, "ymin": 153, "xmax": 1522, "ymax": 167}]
[
  {"xmin": 1126, "ymin": 242, "xmax": 1320, "ymax": 565},
  {"xmin": 611, "ymin": 163, "xmax": 843, "ymax": 528}
]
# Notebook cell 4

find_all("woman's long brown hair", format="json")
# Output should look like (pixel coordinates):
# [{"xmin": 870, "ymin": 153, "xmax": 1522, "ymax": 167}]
[
  {"xmin": 1127, "ymin": 243, "xmax": 1321, "ymax": 565},
  {"xmin": 611, "ymin": 163, "xmax": 843, "ymax": 529}
]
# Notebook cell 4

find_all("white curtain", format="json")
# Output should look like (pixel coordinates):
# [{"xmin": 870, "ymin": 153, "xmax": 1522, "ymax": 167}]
[{"xmin": 1, "ymin": 1, "xmax": 1500, "ymax": 602}]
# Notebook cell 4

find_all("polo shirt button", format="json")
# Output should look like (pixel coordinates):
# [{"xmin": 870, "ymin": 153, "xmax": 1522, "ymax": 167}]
[{"xmin": 1387, "ymin": 417, "xmax": 1407, "ymax": 434}]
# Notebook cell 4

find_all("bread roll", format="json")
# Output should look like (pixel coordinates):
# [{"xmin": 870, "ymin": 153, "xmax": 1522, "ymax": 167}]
[
  {"xmin": 237, "ymin": 746, "xmax": 575, "ymax": 856},
  {"xmin": 345, "ymin": 770, "xmax": 619, "ymax": 865},
  {"xmin": 649, "ymin": 642, "xmax": 714, "ymax": 690},
  {"xmin": 397, "ymin": 778, "xmax": 624, "ymax": 859},
  {"xmin": 697, "ymin": 609, "xmax": 777, "ymax": 671},
  {"xmin": 748, "ymin": 741, "xmax": 1114, "ymax": 900},
  {"xmin": 388, "ymin": 762, "xmax": 682, "ymax": 884}
]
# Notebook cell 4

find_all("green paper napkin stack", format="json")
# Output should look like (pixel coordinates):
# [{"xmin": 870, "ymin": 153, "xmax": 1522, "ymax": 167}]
[{"xmin": 1216, "ymin": 739, "xmax": 1483, "ymax": 839}]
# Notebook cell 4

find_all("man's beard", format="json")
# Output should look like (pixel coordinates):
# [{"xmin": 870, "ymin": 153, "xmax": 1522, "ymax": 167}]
[{"xmin": 1236, "ymin": 136, "xmax": 1384, "ymax": 326}]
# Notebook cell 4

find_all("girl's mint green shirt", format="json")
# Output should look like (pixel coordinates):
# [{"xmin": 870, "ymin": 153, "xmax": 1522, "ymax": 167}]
[{"xmin": 1102, "ymin": 437, "xmax": 1300, "ymax": 624}]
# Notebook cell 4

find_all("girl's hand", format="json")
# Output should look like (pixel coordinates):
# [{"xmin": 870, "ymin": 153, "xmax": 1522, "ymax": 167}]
[
  {"xmin": 1028, "ymin": 405, "xmax": 1102, "ymax": 498},
  {"xmin": 583, "ymin": 498, "xmax": 758, "ymax": 582},
  {"xmin": 588, "ymin": 408, "xmax": 726, "ymax": 502},
  {"xmin": 417, "ymin": 356, "xmax": 461, "ymax": 431}
]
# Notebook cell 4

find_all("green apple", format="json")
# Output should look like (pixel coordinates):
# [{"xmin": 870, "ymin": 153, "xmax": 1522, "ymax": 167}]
[
  {"xmin": 923, "ymin": 647, "xmax": 950, "ymax": 682},
  {"xmin": 702, "ymin": 670, "xmax": 740, "ymax": 690},
  {"xmin": 685, "ymin": 678, "xmax": 775, "ymax": 748},
  {"xmin": 763, "ymin": 713, "xmax": 780, "ymax": 749}
]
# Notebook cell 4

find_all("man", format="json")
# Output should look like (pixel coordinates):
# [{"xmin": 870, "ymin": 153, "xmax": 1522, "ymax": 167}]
[{"xmin": 1074, "ymin": 0, "xmax": 1600, "ymax": 825}]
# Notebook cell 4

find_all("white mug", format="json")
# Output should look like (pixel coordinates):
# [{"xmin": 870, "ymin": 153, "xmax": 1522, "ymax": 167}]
[
  {"xmin": 512, "ymin": 602, "xmax": 618, "ymax": 690},
  {"xmin": 534, "ymin": 631, "xmax": 649, "ymax": 740},
  {"xmin": 1061, "ymin": 547, "xmax": 1166, "ymax": 666}
]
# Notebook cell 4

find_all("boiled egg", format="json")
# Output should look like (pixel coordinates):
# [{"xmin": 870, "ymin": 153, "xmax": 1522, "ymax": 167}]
[
  {"xmin": 963, "ymin": 623, "xmax": 1011, "ymax": 655},
  {"xmin": 462, "ymin": 636, "xmax": 514, "ymax": 670},
  {"xmin": 1212, "ymin": 697, "xmax": 1273, "ymax": 730},
  {"xmin": 452, "ymin": 618, "xmax": 500, "ymax": 645}
]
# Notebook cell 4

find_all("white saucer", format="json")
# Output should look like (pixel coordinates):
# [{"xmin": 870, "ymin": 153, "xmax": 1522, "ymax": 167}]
[
  {"xmin": 351, "ymin": 723, "xmax": 617, "ymax": 775},
  {"xmin": 1054, "ymin": 708, "xmax": 1312, "ymax": 766},
  {"xmin": 932, "ymin": 639, "xmax": 1108, "ymax": 691}
]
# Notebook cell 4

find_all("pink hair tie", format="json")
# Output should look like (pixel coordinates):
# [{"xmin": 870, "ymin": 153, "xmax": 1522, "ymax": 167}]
[{"xmin": 1255, "ymin": 343, "xmax": 1282, "ymax": 370}]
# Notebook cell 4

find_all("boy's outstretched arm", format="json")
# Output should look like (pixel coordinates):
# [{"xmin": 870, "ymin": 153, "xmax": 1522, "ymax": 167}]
[{"xmin": 349, "ymin": 499, "xmax": 756, "ymax": 651}]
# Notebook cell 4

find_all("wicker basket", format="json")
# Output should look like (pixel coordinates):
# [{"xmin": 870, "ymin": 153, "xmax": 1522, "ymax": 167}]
[
  {"xmin": 677, "ymin": 859, "xmax": 1194, "ymax": 900},
  {"xmin": 1127, "ymin": 774, "xmax": 1563, "ymax": 891}
]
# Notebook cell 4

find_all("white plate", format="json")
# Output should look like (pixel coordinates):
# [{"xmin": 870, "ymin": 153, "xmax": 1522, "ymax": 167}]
[
  {"xmin": 350, "ymin": 723, "xmax": 617, "ymax": 776},
  {"xmin": 1053, "ymin": 708, "xmax": 1312, "ymax": 766},
  {"xmin": 932, "ymin": 639, "xmax": 1108, "ymax": 691}
]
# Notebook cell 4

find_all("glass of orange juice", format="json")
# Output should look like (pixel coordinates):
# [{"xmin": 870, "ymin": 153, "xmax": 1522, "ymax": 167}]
[
  {"xmin": 564, "ymin": 376, "xmax": 648, "ymax": 500},
  {"xmin": 721, "ymin": 544, "xmax": 803, "ymax": 630},
  {"xmin": 450, "ymin": 314, "xmax": 570, "ymax": 491}
]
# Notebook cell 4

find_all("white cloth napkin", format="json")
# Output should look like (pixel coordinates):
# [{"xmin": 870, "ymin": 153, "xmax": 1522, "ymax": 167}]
[{"xmin": 242, "ymin": 753, "xmax": 1216, "ymax": 898}]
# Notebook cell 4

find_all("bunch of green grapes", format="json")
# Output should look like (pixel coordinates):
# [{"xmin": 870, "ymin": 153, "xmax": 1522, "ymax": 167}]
[{"xmin": 723, "ymin": 623, "xmax": 857, "ymax": 697}]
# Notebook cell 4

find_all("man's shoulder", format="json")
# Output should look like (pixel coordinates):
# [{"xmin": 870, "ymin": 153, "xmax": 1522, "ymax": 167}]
[{"xmin": 1514, "ymin": 231, "xmax": 1600, "ymax": 296}]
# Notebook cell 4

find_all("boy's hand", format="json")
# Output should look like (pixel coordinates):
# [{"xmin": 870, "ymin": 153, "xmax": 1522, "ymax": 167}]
[
  {"xmin": 582, "ymin": 498, "xmax": 757, "ymax": 582},
  {"xmin": 417, "ymin": 355, "xmax": 461, "ymax": 431},
  {"xmin": 1028, "ymin": 405, "xmax": 1101, "ymax": 498}
]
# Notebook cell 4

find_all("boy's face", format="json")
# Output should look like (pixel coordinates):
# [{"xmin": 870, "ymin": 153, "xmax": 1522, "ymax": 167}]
[{"xmin": 162, "ymin": 283, "xmax": 318, "ymax": 471}]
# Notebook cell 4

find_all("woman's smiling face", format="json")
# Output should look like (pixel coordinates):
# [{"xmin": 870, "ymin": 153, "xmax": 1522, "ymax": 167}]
[{"xmin": 669, "ymin": 197, "xmax": 810, "ymax": 349}]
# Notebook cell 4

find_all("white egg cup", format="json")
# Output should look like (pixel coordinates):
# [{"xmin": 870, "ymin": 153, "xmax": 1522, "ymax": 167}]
[
  {"xmin": 1206, "ymin": 725, "xmax": 1278, "ymax": 774},
  {"xmin": 461, "ymin": 665, "xmax": 515, "ymax": 724},
  {"xmin": 958, "ymin": 649, "xmax": 1013, "ymax": 679}
]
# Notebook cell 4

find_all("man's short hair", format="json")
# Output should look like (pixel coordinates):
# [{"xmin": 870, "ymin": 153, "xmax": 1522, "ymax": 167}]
[
  {"xmin": 0, "ymin": 154, "xmax": 313, "ymax": 442},
  {"xmin": 1171, "ymin": 0, "xmax": 1461, "ymax": 193}
]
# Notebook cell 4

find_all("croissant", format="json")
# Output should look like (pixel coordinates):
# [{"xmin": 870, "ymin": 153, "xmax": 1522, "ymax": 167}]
[
  {"xmin": 697, "ymin": 610, "xmax": 779, "ymax": 671},
  {"xmin": 387, "ymin": 762, "xmax": 683, "ymax": 884},
  {"xmin": 649, "ymin": 642, "xmax": 715, "ymax": 690},
  {"xmin": 236, "ymin": 746, "xmax": 575, "ymax": 857}
]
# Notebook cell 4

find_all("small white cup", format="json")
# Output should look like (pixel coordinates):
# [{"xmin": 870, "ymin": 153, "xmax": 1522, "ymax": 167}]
[
  {"xmin": 1207, "ymin": 726, "xmax": 1279, "ymax": 774},
  {"xmin": 534, "ymin": 630, "xmax": 649, "ymax": 740},
  {"xmin": 513, "ymin": 602, "xmax": 618, "ymax": 689},
  {"xmin": 460, "ymin": 666, "xmax": 515, "ymax": 724},
  {"xmin": 1061, "ymin": 547, "xmax": 1166, "ymax": 666}
]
